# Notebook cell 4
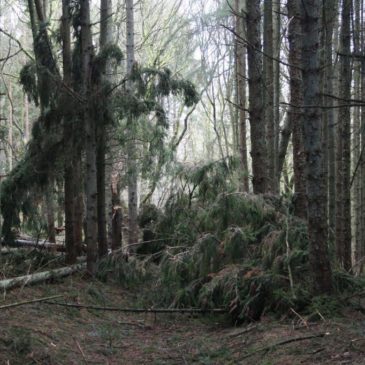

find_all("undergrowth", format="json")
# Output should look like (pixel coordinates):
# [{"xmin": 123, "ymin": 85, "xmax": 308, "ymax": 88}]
[{"xmin": 97, "ymin": 159, "xmax": 365, "ymax": 323}]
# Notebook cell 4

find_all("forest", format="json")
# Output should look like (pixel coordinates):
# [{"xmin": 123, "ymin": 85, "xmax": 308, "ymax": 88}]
[{"xmin": 0, "ymin": 0, "xmax": 365, "ymax": 364}]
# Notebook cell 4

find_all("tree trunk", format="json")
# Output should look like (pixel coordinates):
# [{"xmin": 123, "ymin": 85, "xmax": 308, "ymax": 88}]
[
  {"xmin": 62, "ymin": 0, "xmax": 77, "ymax": 264},
  {"xmin": 0, "ymin": 263, "xmax": 85, "ymax": 291},
  {"xmin": 234, "ymin": 0, "xmax": 249, "ymax": 192},
  {"xmin": 111, "ymin": 172, "xmax": 122, "ymax": 250},
  {"xmin": 287, "ymin": 0, "xmax": 307, "ymax": 219},
  {"xmin": 126, "ymin": 0, "xmax": 139, "ymax": 249},
  {"xmin": 273, "ymin": 0, "xmax": 281, "ymax": 189},
  {"xmin": 301, "ymin": 0, "xmax": 332, "ymax": 294},
  {"xmin": 80, "ymin": 0, "xmax": 98, "ymax": 275},
  {"xmin": 7, "ymin": 83, "xmax": 12, "ymax": 171},
  {"xmin": 97, "ymin": 0, "xmax": 114, "ymax": 258},
  {"xmin": 56, "ymin": 179, "xmax": 64, "ymax": 228},
  {"xmin": 336, "ymin": 0, "xmax": 352, "ymax": 271},
  {"xmin": 246, "ymin": 0, "xmax": 267, "ymax": 194},
  {"xmin": 263, "ymin": 0, "xmax": 276, "ymax": 193},
  {"xmin": 324, "ymin": 0, "xmax": 337, "ymax": 244},
  {"xmin": 360, "ymin": 0, "xmax": 365, "ymax": 272},
  {"xmin": 45, "ymin": 183, "xmax": 56, "ymax": 243},
  {"xmin": 353, "ymin": 0, "xmax": 361, "ymax": 267}
]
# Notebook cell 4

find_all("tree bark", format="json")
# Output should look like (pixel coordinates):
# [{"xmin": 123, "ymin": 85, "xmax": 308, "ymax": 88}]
[
  {"xmin": 7, "ymin": 83, "xmax": 12, "ymax": 171},
  {"xmin": 301, "ymin": 0, "xmax": 332, "ymax": 294},
  {"xmin": 263, "ymin": 0, "xmax": 276, "ymax": 193},
  {"xmin": 324, "ymin": 0, "xmax": 337, "ymax": 243},
  {"xmin": 80, "ymin": 0, "xmax": 98, "ymax": 275},
  {"xmin": 336, "ymin": 0, "xmax": 352, "ymax": 271},
  {"xmin": 97, "ymin": 0, "xmax": 114, "ymax": 258},
  {"xmin": 62, "ymin": 0, "xmax": 77, "ymax": 264},
  {"xmin": 273, "ymin": 0, "xmax": 281, "ymax": 189},
  {"xmin": 234, "ymin": 0, "xmax": 249, "ymax": 192},
  {"xmin": 246, "ymin": 0, "xmax": 267, "ymax": 194},
  {"xmin": 353, "ymin": 0, "xmax": 361, "ymax": 267},
  {"xmin": 126, "ymin": 0, "xmax": 139, "ymax": 249},
  {"xmin": 45, "ymin": 183, "xmax": 56, "ymax": 243},
  {"xmin": 288, "ymin": 0, "xmax": 307, "ymax": 219},
  {"xmin": 111, "ymin": 171, "xmax": 122, "ymax": 250}
]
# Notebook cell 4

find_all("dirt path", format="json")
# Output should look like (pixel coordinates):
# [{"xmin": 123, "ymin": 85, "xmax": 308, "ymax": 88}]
[{"xmin": 0, "ymin": 276, "xmax": 364, "ymax": 364}]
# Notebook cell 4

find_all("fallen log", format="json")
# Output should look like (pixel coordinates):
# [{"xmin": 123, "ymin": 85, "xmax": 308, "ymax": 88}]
[
  {"xmin": 11, "ymin": 239, "xmax": 65, "ymax": 252},
  {"xmin": 43, "ymin": 301, "xmax": 227, "ymax": 314},
  {"xmin": 0, "ymin": 263, "xmax": 86, "ymax": 291},
  {"xmin": 5, "ymin": 239, "xmax": 65, "ymax": 251}
]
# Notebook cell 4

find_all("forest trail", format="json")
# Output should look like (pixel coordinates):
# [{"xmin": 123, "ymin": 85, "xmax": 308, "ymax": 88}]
[{"xmin": 0, "ymin": 275, "xmax": 364, "ymax": 365}]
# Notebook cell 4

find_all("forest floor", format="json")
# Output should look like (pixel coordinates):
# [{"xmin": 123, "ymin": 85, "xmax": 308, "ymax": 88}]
[{"xmin": 0, "ymin": 273, "xmax": 365, "ymax": 365}]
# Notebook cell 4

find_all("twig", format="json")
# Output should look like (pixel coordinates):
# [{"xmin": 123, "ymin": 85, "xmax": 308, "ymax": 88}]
[
  {"xmin": 75, "ymin": 340, "xmax": 88, "ymax": 364},
  {"xmin": 0, "ymin": 294, "xmax": 63, "ymax": 310},
  {"xmin": 44, "ymin": 301, "xmax": 227, "ymax": 314},
  {"xmin": 228, "ymin": 324, "xmax": 258, "ymax": 338},
  {"xmin": 290, "ymin": 308, "xmax": 308, "ymax": 328},
  {"xmin": 241, "ymin": 333, "xmax": 326, "ymax": 359}
]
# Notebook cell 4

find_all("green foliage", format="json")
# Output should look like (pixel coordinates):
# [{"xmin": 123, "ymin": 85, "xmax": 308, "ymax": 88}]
[
  {"xmin": 1, "ymin": 113, "xmax": 64, "ymax": 242},
  {"xmin": 92, "ymin": 44, "xmax": 124, "ymax": 82},
  {"xmin": 19, "ymin": 62, "xmax": 39, "ymax": 105},
  {"xmin": 96, "ymin": 254, "xmax": 153, "ymax": 288},
  {"xmin": 130, "ymin": 65, "xmax": 200, "ymax": 107},
  {"xmin": 223, "ymin": 227, "xmax": 255, "ymax": 263},
  {"xmin": 142, "ymin": 168, "xmax": 326, "ymax": 321}
]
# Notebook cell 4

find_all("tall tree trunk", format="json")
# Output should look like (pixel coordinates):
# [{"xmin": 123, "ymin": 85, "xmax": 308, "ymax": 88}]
[
  {"xmin": 263, "ymin": 0, "xmax": 277, "ymax": 193},
  {"xmin": 7, "ymin": 83, "xmax": 12, "ymax": 171},
  {"xmin": 97, "ymin": 0, "xmax": 114, "ymax": 258},
  {"xmin": 324, "ymin": 0, "xmax": 337, "ymax": 243},
  {"xmin": 273, "ymin": 0, "xmax": 281, "ymax": 189},
  {"xmin": 234, "ymin": 0, "xmax": 249, "ymax": 192},
  {"xmin": 301, "ymin": 0, "xmax": 332, "ymax": 293},
  {"xmin": 62, "ymin": 0, "xmax": 77, "ymax": 264},
  {"xmin": 336, "ymin": 0, "xmax": 352, "ymax": 271},
  {"xmin": 353, "ymin": 0, "xmax": 361, "ymax": 266},
  {"xmin": 73, "ymin": 154, "xmax": 84, "ymax": 256},
  {"xmin": 288, "ymin": 0, "xmax": 307, "ymax": 219},
  {"xmin": 360, "ymin": 0, "xmax": 365, "ymax": 272},
  {"xmin": 80, "ymin": 0, "xmax": 98, "ymax": 275},
  {"xmin": 246, "ymin": 0, "xmax": 267, "ymax": 194},
  {"xmin": 126, "ymin": 0, "xmax": 139, "ymax": 249}
]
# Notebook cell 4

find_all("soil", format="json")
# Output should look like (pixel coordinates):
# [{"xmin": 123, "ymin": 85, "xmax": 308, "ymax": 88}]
[{"xmin": 0, "ymin": 274, "xmax": 364, "ymax": 365}]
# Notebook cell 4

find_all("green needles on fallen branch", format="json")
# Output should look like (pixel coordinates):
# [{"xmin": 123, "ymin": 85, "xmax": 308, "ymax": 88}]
[{"xmin": 43, "ymin": 301, "xmax": 227, "ymax": 314}]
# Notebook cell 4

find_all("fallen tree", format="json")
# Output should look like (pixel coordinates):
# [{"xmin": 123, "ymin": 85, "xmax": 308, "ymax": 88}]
[
  {"xmin": 0, "ymin": 263, "xmax": 86, "ymax": 291},
  {"xmin": 2, "ymin": 239, "xmax": 65, "ymax": 252}
]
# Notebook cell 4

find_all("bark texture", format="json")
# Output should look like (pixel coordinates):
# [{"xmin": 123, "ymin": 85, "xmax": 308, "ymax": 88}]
[
  {"xmin": 301, "ymin": 0, "xmax": 332, "ymax": 293},
  {"xmin": 246, "ymin": 0, "xmax": 267, "ymax": 194},
  {"xmin": 288, "ymin": 0, "xmax": 307, "ymax": 219}
]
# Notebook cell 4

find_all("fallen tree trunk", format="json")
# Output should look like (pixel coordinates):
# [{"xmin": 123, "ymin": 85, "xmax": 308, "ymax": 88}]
[
  {"xmin": 43, "ymin": 301, "xmax": 227, "ymax": 314},
  {"xmin": 0, "ymin": 263, "xmax": 86, "ymax": 291},
  {"xmin": 2, "ymin": 239, "xmax": 65, "ymax": 252}
]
